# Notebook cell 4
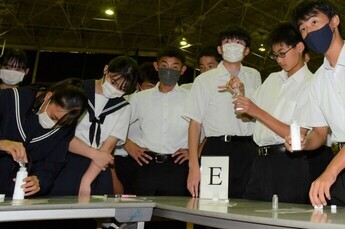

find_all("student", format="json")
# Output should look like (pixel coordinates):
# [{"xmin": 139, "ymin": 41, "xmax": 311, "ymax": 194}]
[
  {"xmin": 184, "ymin": 26, "xmax": 261, "ymax": 198},
  {"xmin": 0, "ymin": 78, "xmax": 87, "ymax": 196},
  {"xmin": 114, "ymin": 62, "xmax": 159, "ymax": 194},
  {"xmin": 125, "ymin": 46, "xmax": 190, "ymax": 196},
  {"xmin": 228, "ymin": 23, "xmax": 333, "ymax": 204},
  {"xmin": 180, "ymin": 46, "xmax": 221, "ymax": 90},
  {"xmin": 49, "ymin": 56, "xmax": 139, "ymax": 197},
  {"xmin": 135, "ymin": 62, "xmax": 159, "ymax": 90},
  {"xmin": 289, "ymin": 0, "xmax": 345, "ymax": 207},
  {"xmin": 198, "ymin": 46, "xmax": 222, "ymax": 74},
  {"xmin": 0, "ymin": 48, "xmax": 29, "ymax": 89}
]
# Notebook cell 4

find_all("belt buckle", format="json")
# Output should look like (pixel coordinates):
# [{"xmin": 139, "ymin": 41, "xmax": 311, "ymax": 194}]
[
  {"xmin": 224, "ymin": 135, "xmax": 231, "ymax": 142},
  {"xmin": 258, "ymin": 147, "xmax": 269, "ymax": 156},
  {"xmin": 155, "ymin": 154, "xmax": 167, "ymax": 163}
]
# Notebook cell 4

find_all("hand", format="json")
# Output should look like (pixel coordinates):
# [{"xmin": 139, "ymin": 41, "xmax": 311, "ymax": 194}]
[
  {"xmin": 172, "ymin": 148, "xmax": 189, "ymax": 164},
  {"xmin": 21, "ymin": 176, "xmax": 40, "ymax": 196},
  {"xmin": 187, "ymin": 166, "xmax": 200, "ymax": 197},
  {"xmin": 309, "ymin": 171, "xmax": 336, "ymax": 207},
  {"xmin": 232, "ymin": 95, "xmax": 257, "ymax": 117},
  {"xmin": 79, "ymin": 179, "xmax": 91, "ymax": 198},
  {"xmin": 0, "ymin": 140, "xmax": 28, "ymax": 163},
  {"xmin": 218, "ymin": 75, "xmax": 244, "ymax": 95},
  {"xmin": 125, "ymin": 140, "xmax": 152, "ymax": 166},
  {"xmin": 284, "ymin": 133, "xmax": 307, "ymax": 153},
  {"xmin": 90, "ymin": 149, "xmax": 114, "ymax": 170}
]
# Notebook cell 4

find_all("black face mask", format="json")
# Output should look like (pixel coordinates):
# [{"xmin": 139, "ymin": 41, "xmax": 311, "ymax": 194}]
[
  {"xmin": 158, "ymin": 68, "xmax": 180, "ymax": 86},
  {"xmin": 304, "ymin": 23, "xmax": 333, "ymax": 54}
]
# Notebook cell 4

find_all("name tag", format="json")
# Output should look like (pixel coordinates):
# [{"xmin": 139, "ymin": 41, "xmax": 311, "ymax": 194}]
[{"xmin": 200, "ymin": 156, "xmax": 229, "ymax": 200}]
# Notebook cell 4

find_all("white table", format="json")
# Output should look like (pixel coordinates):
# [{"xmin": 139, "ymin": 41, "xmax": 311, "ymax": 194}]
[
  {"xmin": 152, "ymin": 196, "xmax": 345, "ymax": 229},
  {"xmin": 0, "ymin": 196, "xmax": 155, "ymax": 229}
]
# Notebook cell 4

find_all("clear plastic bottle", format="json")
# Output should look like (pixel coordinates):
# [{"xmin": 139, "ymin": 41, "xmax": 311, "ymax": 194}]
[
  {"xmin": 233, "ymin": 83, "xmax": 243, "ymax": 111},
  {"xmin": 13, "ymin": 166, "xmax": 28, "ymax": 200}
]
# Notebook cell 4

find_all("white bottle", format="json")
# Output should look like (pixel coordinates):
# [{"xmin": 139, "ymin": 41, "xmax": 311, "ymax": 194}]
[
  {"xmin": 13, "ymin": 166, "xmax": 28, "ymax": 200},
  {"xmin": 272, "ymin": 194, "xmax": 278, "ymax": 210},
  {"xmin": 290, "ymin": 120, "xmax": 301, "ymax": 151}
]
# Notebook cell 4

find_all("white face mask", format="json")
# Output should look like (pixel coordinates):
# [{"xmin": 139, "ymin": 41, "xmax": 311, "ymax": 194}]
[
  {"xmin": 101, "ymin": 79, "xmax": 125, "ymax": 99},
  {"xmin": 222, "ymin": 43, "xmax": 245, "ymax": 63},
  {"xmin": 38, "ymin": 99, "xmax": 56, "ymax": 129},
  {"xmin": 0, "ymin": 69, "xmax": 25, "ymax": 85}
]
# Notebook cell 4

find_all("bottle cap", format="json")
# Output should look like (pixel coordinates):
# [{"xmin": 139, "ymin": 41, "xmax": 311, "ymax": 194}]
[
  {"xmin": 19, "ymin": 166, "xmax": 27, "ymax": 171},
  {"xmin": 19, "ymin": 160, "xmax": 25, "ymax": 167}
]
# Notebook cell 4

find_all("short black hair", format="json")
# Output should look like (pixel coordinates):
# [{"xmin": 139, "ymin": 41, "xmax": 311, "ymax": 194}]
[
  {"xmin": 291, "ymin": 0, "xmax": 340, "ymax": 29},
  {"xmin": 268, "ymin": 23, "xmax": 309, "ymax": 55},
  {"xmin": 219, "ymin": 26, "xmax": 251, "ymax": 47},
  {"xmin": 138, "ymin": 62, "xmax": 159, "ymax": 85},
  {"xmin": 156, "ymin": 46, "xmax": 186, "ymax": 65},
  {"xmin": 197, "ymin": 46, "xmax": 222, "ymax": 64},
  {"xmin": 0, "ymin": 48, "xmax": 28, "ymax": 69}
]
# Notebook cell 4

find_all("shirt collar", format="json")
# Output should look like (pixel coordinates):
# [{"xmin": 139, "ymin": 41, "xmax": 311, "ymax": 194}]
[
  {"xmin": 324, "ymin": 42, "xmax": 345, "ymax": 70},
  {"xmin": 279, "ymin": 63, "xmax": 310, "ymax": 84},
  {"xmin": 152, "ymin": 82, "xmax": 179, "ymax": 94},
  {"xmin": 217, "ymin": 61, "xmax": 243, "ymax": 77}
]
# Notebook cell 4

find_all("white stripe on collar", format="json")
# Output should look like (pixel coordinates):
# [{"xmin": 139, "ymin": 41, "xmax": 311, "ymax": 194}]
[
  {"xmin": 12, "ymin": 88, "xmax": 60, "ymax": 144},
  {"xmin": 13, "ymin": 88, "xmax": 26, "ymax": 141}
]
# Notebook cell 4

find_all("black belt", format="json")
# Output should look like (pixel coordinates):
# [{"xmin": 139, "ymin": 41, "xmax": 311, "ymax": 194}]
[
  {"xmin": 146, "ymin": 151, "xmax": 173, "ymax": 163},
  {"xmin": 257, "ymin": 144, "xmax": 287, "ymax": 156},
  {"xmin": 209, "ymin": 135, "xmax": 253, "ymax": 142}
]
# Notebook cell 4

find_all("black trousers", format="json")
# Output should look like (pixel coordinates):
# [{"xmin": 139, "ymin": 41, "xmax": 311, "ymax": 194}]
[
  {"xmin": 202, "ymin": 137, "xmax": 257, "ymax": 199},
  {"xmin": 133, "ymin": 155, "xmax": 189, "ymax": 196},
  {"xmin": 244, "ymin": 145, "xmax": 333, "ymax": 204},
  {"xmin": 114, "ymin": 155, "xmax": 138, "ymax": 194},
  {"xmin": 331, "ymin": 170, "xmax": 345, "ymax": 206}
]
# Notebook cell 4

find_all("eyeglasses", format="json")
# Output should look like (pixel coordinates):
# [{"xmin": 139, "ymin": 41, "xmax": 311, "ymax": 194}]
[{"xmin": 269, "ymin": 45, "xmax": 296, "ymax": 60}]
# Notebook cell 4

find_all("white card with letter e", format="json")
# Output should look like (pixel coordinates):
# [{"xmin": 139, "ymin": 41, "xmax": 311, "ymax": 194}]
[{"xmin": 200, "ymin": 156, "xmax": 229, "ymax": 200}]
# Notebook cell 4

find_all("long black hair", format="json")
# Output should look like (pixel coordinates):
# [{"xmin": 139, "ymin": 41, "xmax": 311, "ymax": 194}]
[{"xmin": 33, "ymin": 78, "xmax": 87, "ymax": 127}]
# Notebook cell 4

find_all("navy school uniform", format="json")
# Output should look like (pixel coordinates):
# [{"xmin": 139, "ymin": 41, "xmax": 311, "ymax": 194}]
[
  {"xmin": 0, "ymin": 87, "xmax": 75, "ymax": 196},
  {"xmin": 49, "ymin": 79, "xmax": 129, "ymax": 196}
]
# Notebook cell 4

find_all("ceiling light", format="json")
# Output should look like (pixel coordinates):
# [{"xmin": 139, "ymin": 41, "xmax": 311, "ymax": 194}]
[
  {"xmin": 105, "ymin": 9, "xmax": 114, "ymax": 15},
  {"xmin": 258, "ymin": 44, "xmax": 265, "ymax": 52},
  {"xmin": 180, "ymin": 44, "xmax": 191, "ymax": 49},
  {"xmin": 180, "ymin": 38, "xmax": 188, "ymax": 46},
  {"xmin": 93, "ymin": 17, "xmax": 116, "ymax": 22}
]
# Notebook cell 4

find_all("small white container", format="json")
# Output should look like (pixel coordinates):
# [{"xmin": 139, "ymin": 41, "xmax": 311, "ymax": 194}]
[
  {"xmin": 272, "ymin": 194, "xmax": 278, "ymax": 210},
  {"xmin": 0, "ymin": 194, "xmax": 5, "ymax": 202},
  {"xmin": 13, "ymin": 167, "xmax": 28, "ymax": 200},
  {"xmin": 290, "ymin": 120, "xmax": 301, "ymax": 151}
]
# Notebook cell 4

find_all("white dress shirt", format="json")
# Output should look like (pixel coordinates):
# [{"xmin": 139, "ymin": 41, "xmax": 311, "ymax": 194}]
[
  {"xmin": 306, "ymin": 43, "xmax": 345, "ymax": 142},
  {"xmin": 129, "ymin": 83, "xmax": 189, "ymax": 154},
  {"xmin": 114, "ymin": 93, "xmax": 140, "ymax": 156},
  {"xmin": 250, "ymin": 64, "xmax": 312, "ymax": 146},
  {"xmin": 183, "ymin": 61, "xmax": 261, "ymax": 137}
]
